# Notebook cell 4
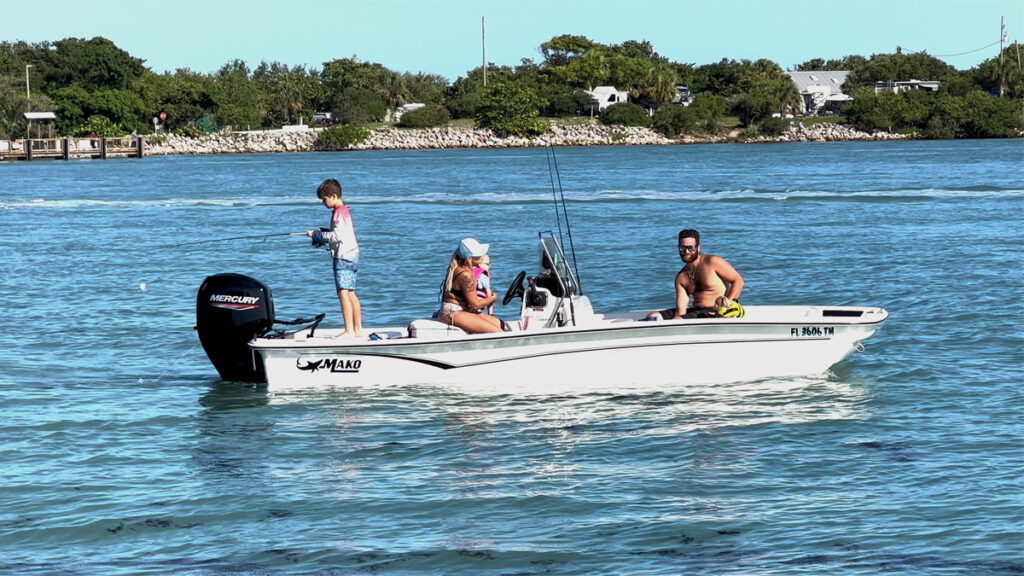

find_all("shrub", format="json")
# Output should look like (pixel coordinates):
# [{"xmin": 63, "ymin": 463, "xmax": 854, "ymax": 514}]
[
  {"xmin": 397, "ymin": 105, "xmax": 450, "ymax": 128},
  {"xmin": 960, "ymin": 90, "xmax": 1023, "ymax": 138},
  {"xmin": 651, "ymin": 105, "xmax": 697, "ymax": 137},
  {"xmin": 175, "ymin": 125, "xmax": 205, "ymax": 138},
  {"xmin": 757, "ymin": 116, "xmax": 790, "ymax": 136},
  {"xmin": 543, "ymin": 92, "xmax": 580, "ymax": 117},
  {"xmin": 332, "ymin": 88, "xmax": 387, "ymax": 124},
  {"xmin": 71, "ymin": 115, "xmax": 122, "ymax": 137},
  {"xmin": 475, "ymin": 82, "xmax": 549, "ymax": 137},
  {"xmin": 598, "ymin": 102, "xmax": 650, "ymax": 127},
  {"xmin": 691, "ymin": 92, "xmax": 727, "ymax": 133},
  {"xmin": 314, "ymin": 124, "xmax": 369, "ymax": 150}
]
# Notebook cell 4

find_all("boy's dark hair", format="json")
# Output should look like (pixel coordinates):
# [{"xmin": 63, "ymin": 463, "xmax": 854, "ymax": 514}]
[
  {"xmin": 316, "ymin": 178, "xmax": 342, "ymax": 199},
  {"xmin": 678, "ymin": 229, "xmax": 700, "ymax": 245}
]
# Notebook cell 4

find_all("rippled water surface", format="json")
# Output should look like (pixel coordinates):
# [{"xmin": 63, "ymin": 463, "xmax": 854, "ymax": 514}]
[{"xmin": 1, "ymin": 140, "xmax": 1022, "ymax": 574}]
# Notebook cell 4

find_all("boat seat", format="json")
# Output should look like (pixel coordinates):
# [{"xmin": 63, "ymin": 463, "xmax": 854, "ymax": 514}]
[{"xmin": 407, "ymin": 318, "xmax": 468, "ymax": 338}]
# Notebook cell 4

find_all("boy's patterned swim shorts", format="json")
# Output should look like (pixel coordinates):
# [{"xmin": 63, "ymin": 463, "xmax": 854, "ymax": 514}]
[{"xmin": 333, "ymin": 257, "xmax": 358, "ymax": 291}]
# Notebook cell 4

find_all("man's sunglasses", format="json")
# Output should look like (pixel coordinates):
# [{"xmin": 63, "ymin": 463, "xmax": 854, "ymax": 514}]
[{"xmin": 678, "ymin": 245, "xmax": 698, "ymax": 253}]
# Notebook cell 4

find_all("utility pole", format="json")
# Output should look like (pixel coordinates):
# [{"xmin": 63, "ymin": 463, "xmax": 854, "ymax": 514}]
[
  {"xmin": 999, "ymin": 16, "xmax": 1007, "ymax": 97},
  {"xmin": 25, "ymin": 64, "xmax": 32, "ymax": 111},
  {"xmin": 481, "ymin": 16, "xmax": 487, "ymax": 87}
]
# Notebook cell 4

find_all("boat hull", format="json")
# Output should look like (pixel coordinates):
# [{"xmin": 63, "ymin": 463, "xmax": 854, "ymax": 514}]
[{"xmin": 252, "ymin": 306, "xmax": 887, "ymax": 392}]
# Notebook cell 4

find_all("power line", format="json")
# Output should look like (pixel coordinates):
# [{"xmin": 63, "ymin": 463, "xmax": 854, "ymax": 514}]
[{"xmin": 901, "ymin": 39, "xmax": 1005, "ymax": 58}]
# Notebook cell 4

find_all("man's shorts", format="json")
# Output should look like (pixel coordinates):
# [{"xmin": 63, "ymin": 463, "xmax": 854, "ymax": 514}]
[
  {"xmin": 657, "ymin": 306, "xmax": 718, "ymax": 319},
  {"xmin": 333, "ymin": 257, "xmax": 358, "ymax": 291}
]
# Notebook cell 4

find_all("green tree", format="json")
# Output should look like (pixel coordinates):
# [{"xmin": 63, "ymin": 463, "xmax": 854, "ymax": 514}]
[
  {"xmin": 333, "ymin": 88, "xmax": 386, "ymax": 124},
  {"xmin": 255, "ymin": 62, "xmax": 317, "ymax": 124},
  {"xmin": 690, "ymin": 58, "xmax": 743, "ymax": 96},
  {"xmin": 842, "ymin": 88, "xmax": 934, "ymax": 133},
  {"xmin": 733, "ymin": 75, "xmax": 800, "ymax": 126},
  {"xmin": 320, "ymin": 58, "xmax": 389, "ymax": 92},
  {"xmin": 213, "ymin": 60, "xmax": 264, "ymax": 130},
  {"xmin": 402, "ymin": 72, "xmax": 448, "ymax": 104},
  {"xmin": 445, "ymin": 65, "xmax": 515, "ymax": 118},
  {"xmin": 475, "ymin": 81, "xmax": 548, "ymax": 137},
  {"xmin": 972, "ymin": 42, "xmax": 1024, "ymax": 98},
  {"xmin": 846, "ymin": 52, "xmax": 958, "ymax": 89},
  {"xmin": 87, "ymin": 89, "xmax": 146, "ymax": 132},
  {"xmin": 642, "ymin": 64, "xmax": 682, "ymax": 106},
  {"xmin": 320, "ymin": 57, "xmax": 403, "ymax": 117},
  {"xmin": 539, "ymin": 34, "xmax": 596, "ymax": 67},
  {"xmin": 375, "ymin": 70, "xmax": 410, "ymax": 113},
  {"xmin": 159, "ymin": 69, "xmax": 218, "ymax": 131},
  {"xmin": 691, "ymin": 91, "xmax": 727, "ymax": 133},
  {"xmin": 922, "ymin": 95, "xmax": 968, "ymax": 139},
  {"xmin": 796, "ymin": 55, "xmax": 867, "ymax": 71},
  {"xmin": 939, "ymin": 71, "xmax": 983, "ymax": 97},
  {"xmin": 50, "ymin": 85, "xmax": 145, "ymax": 133},
  {"xmin": 961, "ymin": 90, "xmax": 1023, "ymax": 137},
  {"xmin": 611, "ymin": 40, "xmax": 659, "ymax": 60},
  {"xmin": 0, "ymin": 72, "xmax": 54, "ymax": 138},
  {"xmin": 562, "ymin": 48, "xmax": 612, "ymax": 90},
  {"xmin": 43, "ymin": 37, "xmax": 146, "ymax": 92}
]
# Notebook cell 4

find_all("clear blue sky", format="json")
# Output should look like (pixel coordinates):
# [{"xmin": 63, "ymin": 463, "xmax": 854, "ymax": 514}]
[{"xmin": 2, "ymin": 0, "xmax": 1021, "ymax": 80}]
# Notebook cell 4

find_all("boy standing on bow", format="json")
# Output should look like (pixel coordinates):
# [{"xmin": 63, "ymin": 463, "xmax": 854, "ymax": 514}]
[{"xmin": 307, "ymin": 178, "xmax": 363, "ymax": 338}]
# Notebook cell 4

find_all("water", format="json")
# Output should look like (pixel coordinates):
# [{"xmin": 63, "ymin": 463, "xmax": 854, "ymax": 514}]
[{"xmin": 1, "ymin": 140, "xmax": 1022, "ymax": 574}]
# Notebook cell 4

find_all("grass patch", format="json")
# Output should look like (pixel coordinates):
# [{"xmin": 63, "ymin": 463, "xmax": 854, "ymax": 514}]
[
  {"xmin": 548, "ymin": 116, "xmax": 599, "ymax": 126},
  {"xmin": 721, "ymin": 116, "xmax": 743, "ymax": 130}
]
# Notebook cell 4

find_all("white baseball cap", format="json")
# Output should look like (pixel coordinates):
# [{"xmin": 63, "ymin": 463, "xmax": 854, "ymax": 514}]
[{"xmin": 458, "ymin": 238, "xmax": 489, "ymax": 258}]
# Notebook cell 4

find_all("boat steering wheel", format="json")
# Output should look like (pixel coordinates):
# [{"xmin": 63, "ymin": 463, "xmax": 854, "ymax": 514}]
[{"xmin": 502, "ymin": 271, "xmax": 528, "ymax": 306}]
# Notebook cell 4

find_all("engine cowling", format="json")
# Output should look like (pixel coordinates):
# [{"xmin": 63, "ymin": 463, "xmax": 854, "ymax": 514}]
[{"xmin": 196, "ymin": 273, "xmax": 274, "ymax": 382}]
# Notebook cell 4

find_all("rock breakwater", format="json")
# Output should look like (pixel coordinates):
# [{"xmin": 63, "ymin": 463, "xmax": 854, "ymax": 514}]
[
  {"xmin": 143, "ymin": 123, "xmax": 904, "ymax": 156},
  {"xmin": 780, "ymin": 123, "xmax": 910, "ymax": 142}
]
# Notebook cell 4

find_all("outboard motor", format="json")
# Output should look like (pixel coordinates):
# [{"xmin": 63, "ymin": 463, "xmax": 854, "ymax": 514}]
[{"xmin": 196, "ymin": 273, "xmax": 275, "ymax": 382}]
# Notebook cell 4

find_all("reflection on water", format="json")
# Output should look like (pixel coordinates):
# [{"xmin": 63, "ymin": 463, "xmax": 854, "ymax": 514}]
[{"xmin": 261, "ymin": 372, "xmax": 871, "ymax": 430}]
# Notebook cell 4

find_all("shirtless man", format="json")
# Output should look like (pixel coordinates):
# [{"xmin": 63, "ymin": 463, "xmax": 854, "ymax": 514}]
[{"xmin": 647, "ymin": 229, "xmax": 744, "ymax": 319}]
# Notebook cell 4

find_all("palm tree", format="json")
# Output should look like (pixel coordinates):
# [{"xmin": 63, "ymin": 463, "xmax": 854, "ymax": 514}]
[
  {"xmin": 644, "ymin": 69, "xmax": 679, "ymax": 105},
  {"xmin": 375, "ymin": 71, "xmax": 409, "ymax": 114}
]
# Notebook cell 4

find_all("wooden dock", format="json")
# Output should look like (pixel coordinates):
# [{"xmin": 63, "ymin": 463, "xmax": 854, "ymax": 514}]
[{"xmin": 0, "ymin": 136, "xmax": 145, "ymax": 161}]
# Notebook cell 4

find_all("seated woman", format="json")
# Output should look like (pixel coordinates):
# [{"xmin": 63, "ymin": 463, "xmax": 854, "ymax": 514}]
[{"xmin": 437, "ymin": 238, "xmax": 504, "ymax": 333}]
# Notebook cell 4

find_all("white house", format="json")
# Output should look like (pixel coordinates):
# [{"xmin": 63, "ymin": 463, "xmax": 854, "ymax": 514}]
[
  {"xmin": 785, "ymin": 71, "xmax": 850, "ymax": 115},
  {"xmin": 873, "ymin": 79, "xmax": 941, "ymax": 94},
  {"xmin": 582, "ymin": 86, "xmax": 629, "ymax": 116},
  {"xmin": 393, "ymin": 103, "xmax": 425, "ymax": 122}
]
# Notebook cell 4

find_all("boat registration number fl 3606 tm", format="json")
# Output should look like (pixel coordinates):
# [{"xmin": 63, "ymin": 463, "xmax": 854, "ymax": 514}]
[{"xmin": 792, "ymin": 326, "xmax": 835, "ymax": 337}]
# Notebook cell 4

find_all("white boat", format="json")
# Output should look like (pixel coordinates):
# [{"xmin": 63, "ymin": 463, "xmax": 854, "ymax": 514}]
[{"xmin": 197, "ymin": 232, "xmax": 887, "ymax": 392}]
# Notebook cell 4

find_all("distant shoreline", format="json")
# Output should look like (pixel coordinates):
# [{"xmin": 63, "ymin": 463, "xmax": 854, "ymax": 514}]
[{"xmin": 144, "ymin": 123, "xmax": 919, "ymax": 156}]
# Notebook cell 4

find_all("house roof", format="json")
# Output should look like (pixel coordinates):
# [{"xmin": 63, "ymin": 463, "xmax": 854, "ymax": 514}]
[
  {"xmin": 785, "ymin": 71, "xmax": 850, "ymax": 93},
  {"xmin": 24, "ymin": 111, "xmax": 56, "ymax": 120},
  {"xmin": 587, "ymin": 86, "xmax": 627, "ymax": 98}
]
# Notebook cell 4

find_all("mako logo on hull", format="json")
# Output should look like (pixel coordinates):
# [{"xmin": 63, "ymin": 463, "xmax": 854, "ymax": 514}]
[{"xmin": 297, "ymin": 358, "xmax": 362, "ymax": 373}]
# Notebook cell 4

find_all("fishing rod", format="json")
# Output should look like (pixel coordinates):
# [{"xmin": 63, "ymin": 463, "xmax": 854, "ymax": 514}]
[
  {"xmin": 138, "ymin": 231, "xmax": 309, "ymax": 292},
  {"xmin": 546, "ymin": 146, "xmax": 582, "ymax": 293},
  {"xmin": 172, "ymin": 231, "xmax": 307, "ymax": 248},
  {"xmin": 545, "ymin": 147, "xmax": 566, "ymax": 251}
]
